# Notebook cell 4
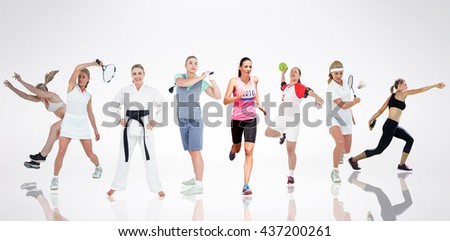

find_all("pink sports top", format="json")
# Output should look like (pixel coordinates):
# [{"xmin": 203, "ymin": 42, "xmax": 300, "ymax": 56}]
[{"xmin": 232, "ymin": 77, "xmax": 256, "ymax": 121}]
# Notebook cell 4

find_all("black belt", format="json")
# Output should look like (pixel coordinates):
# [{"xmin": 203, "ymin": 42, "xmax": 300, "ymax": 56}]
[{"xmin": 124, "ymin": 110, "xmax": 150, "ymax": 162}]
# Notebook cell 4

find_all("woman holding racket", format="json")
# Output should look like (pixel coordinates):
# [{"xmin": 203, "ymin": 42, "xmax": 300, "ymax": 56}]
[
  {"xmin": 49, "ymin": 60, "xmax": 103, "ymax": 190},
  {"xmin": 265, "ymin": 66, "xmax": 324, "ymax": 185},
  {"xmin": 223, "ymin": 57, "xmax": 263, "ymax": 195},
  {"xmin": 4, "ymin": 71, "xmax": 65, "ymax": 169},
  {"xmin": 348, "ymin": 79, "xmax": 445, "ymax": 171},
  {"xmin": 107, "ymin": 64, "xmax": 166, "ymax": 198},
  {"xmin": 175, "ymin": 56, "xmax": 221, "ymax": 196},
  {"xmin": 327, "ymin": 60, "xmax": 361, "ymax": 183}
]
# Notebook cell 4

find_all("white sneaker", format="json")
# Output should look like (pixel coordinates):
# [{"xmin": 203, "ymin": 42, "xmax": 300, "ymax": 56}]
[
  {"xmin": 331, "ymin": 183, "xmax": 341, "ymax": 197},
  {"xmin": 181, "ymin": 185, "xmax": 203, "ymax": 195},
  {"xmin": 50, "ymin": 177, "xmax": 59, "ymax": 190},
  {"xmin": 50, "ymin": 192, "xmax": 59, "ymax": 207},
  {"xmin": 331, "ymin": 170, "xmax": 341, "ymax": 183},
  {"xmin": 182, "ymin": 178, "xmax": 195, "ymax": 186},
  {"xmin": 92, "ymin": 166, "xmax": 102, "ymax": 179}
]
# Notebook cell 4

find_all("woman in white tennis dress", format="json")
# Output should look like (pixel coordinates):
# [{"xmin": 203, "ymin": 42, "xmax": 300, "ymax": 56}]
[{"xmin": 50, "ymin": 60, "xmax": 103, "ymax": 191}]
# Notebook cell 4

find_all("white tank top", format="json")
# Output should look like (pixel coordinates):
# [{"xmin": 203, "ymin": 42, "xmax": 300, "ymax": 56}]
[{"xmin": 66, "ymin": 86, "xmax": 90, "ymax": 116}]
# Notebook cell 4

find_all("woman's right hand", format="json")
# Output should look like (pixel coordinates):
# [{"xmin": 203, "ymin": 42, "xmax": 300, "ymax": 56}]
[
  {"xmin": 354, "ymin": 97, "xmax": 361, "ymax": 104},
  {"xmin": 12, "ymin": 72, "xmax": 22, "ymax": 81},
  {"xmin": 3, "ymin": 80, "xmax": 12, "ymax": 89},
  {"xmin": 436, "ymin": 82, "xmax": 446, "ymax": 89}
]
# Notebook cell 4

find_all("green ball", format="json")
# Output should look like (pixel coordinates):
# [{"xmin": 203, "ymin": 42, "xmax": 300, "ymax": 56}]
[{"xmin": 279, "ymin": 62, "xmax": 288, "ymax": 72}]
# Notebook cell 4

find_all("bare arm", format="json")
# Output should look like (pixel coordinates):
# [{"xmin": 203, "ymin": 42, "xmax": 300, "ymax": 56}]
[
  {"xmin": 254, "ymin": 77, "xmax": 263, "ymax": 108},
  {"xmin": 334, "ymin": 97, "xmax": 361, "ymax": 109},
  {"xmin": 4, "ymin": 80, "xmax": 40, "ymax": 102},
  {"xmin": 307, "ymin": 89, "xmax": 324, "ymax": 106},
  {"xmin": 175, "ymin": 72, "xmax": 206, "ymax": 87},
  {"xmin": 370, "ymin": 97, "xmax": 389, "ymax": 122},
  {"xmin": 12, "ymin": 73, "xmax": 57, "ymax": 100},
  {"xmin": 87, "ymin": 97, "xmax": 100, "ymax": 141},
  {"xmin": 68, "ymin": 61, "xmax": 102, "ymax": 93},
  {"xmin": 204, "ymin": 80, "xmax": 222, "ymax": 100},
  {"xmin": 402, "ymin": 82, "xmax": 446, "ymax": 96},
  {"xmin": 223, "ymin": 78, "xmax": 240, "ymax": 105}
]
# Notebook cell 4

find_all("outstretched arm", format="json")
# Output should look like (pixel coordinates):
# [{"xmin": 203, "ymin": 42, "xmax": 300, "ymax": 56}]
[
  {"xmin": 205, "ymin": 79, "xmax": 222, "ymax": 100},
  {"xmin": 87, "ymin": 97, "xmax": 100, "ymax": 141},
  {"xmin": 307, "ymin": 89, "xmax": 324, "ymax": 106},
  {"xmin": 12, "ymin": 73, "xmax": 56, "ymax": 99},
  {"xmin": 68, "ymin": 61, "xmax": 102, "ymax": 93},
  {"xmin": 3, "ymin": 80, "xmax": 40, "ymax": 102},
  {"xmin": 402, "ymin": 82, "xmax": 446, "ymax": 96}
]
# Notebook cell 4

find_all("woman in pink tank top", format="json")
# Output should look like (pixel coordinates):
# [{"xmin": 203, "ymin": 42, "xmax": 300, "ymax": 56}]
[{"xmin": 223, "ymin": 57, "xmax": 264, "ymax": 196}]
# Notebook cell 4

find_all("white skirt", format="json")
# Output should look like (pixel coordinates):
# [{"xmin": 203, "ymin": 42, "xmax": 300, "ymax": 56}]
[{"xmin": 60, "ymin": 113, "xmax": 91, "ymax": 139}]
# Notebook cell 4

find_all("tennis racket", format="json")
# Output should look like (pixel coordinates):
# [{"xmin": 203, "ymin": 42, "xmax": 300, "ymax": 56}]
[
  {"xmin": 348, "ymin": 74, "xmax": 356, "ymax": 98},
  {"xmin": 96, "ymin": 59, "xmax": 116, "ymax": 83}
]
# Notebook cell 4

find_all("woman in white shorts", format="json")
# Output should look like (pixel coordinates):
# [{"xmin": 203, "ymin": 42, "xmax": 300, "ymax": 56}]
[
  {"xmin": 265, "ymin": 66, "xmax": 323, "ymax": 186},
  {"xmin": 327, "ymin": 60, "xmax": 361, "ymax": 183}
]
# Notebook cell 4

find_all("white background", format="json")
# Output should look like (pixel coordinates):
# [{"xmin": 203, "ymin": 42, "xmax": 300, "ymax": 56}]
[{"xmin": 1, "ymin": 0, "xmax": 449, "ymax": 229}]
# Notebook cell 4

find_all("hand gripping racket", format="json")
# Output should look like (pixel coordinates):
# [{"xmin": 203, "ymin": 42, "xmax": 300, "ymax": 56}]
[{"xmin": 96, "ymin": 59, "xmax": 116, "ymax": 83}]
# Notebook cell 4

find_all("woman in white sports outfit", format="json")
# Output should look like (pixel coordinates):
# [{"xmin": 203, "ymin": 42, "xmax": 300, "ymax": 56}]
[
  {"xmin": 265, "ymin": 66, "xmax": 324, "ymax": 185},
  {"xmin": 327, "ymin": 60, "xmax": 361, "ymax": 183},
  {"xmin": 50, "ymin": 61, "xmax": 103, "ymax": 190},
  {"xmin": 107, "ymin": 64, "xmax": 165, "ymax": 198},
  {"xmin": 4, "ymin": 71, "xmax": 65, "ymax": 169}
]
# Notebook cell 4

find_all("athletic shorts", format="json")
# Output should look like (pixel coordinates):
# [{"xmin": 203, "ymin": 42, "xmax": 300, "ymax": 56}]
[
  {"xmin": 178, "ymin": 118, "xmax": 203, "ymax": 151},
  {"xmin": 231, "ymin": 118, "xmax": 257, "ymax": 144}
]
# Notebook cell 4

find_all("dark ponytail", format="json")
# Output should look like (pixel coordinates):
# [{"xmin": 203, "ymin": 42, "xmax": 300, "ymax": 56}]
[
  {"xmin": 238, "ymin": 57, "xmax": 252, "ymax": 77},
  {"xmin": 390, "ymin": 78, "xmax": 404, "ymax": 93}
]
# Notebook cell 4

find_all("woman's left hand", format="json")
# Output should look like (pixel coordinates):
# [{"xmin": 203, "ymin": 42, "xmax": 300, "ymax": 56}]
[
  {"xmin": 95, "ymin": 130, "xmax": 100, "ymax": 141},
  {"xmin": 147, "ymin": 120, "xmax": 158, "ymax": 130},
  {"xmin": 315, "ymin": 96, "xmax": 324, "ymax": 106}
]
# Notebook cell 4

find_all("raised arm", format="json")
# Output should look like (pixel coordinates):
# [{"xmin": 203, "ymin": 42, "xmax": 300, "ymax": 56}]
[
  {"xmin": 205, "ymin": 79, "xmax": 222, "ymax": 100},
  {"xmin": 67, "ymin": 61, "xmax": 102, "ymax": 93},
  {"xmin": 402, "ymin": 82, "xmax": 446, "ymax": 96},
  {"xmin": 12, "ymin": 73, "xmax": 57, "ymax": 100},
  {"xmin": 87, "ymin": 96, "xmax": 100, "ymax": 141},
  {"xmin": 3, "ymin": 79, "xmax": 40, "ymax": 102},
  {"xmin": 254, "ymin": 77, "xmax": 263, "ymax": 108},
  {"xmin": 175, "ymin": 72, "xmax": 206, "ymax": 87}
]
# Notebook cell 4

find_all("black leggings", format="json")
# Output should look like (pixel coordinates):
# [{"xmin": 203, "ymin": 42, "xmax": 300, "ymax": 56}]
[
  {"xmin": 231, "ymin": 118, "xmax": 257, "ymax": 144},
  {"xmin": 365, "ymin": 118, "xmax": 414, "ymax": 158}
]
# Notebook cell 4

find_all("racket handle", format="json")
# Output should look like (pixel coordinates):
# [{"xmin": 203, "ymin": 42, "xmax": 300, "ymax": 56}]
[{"xmin": 95, "ymin": 59, "xmax": 101, "ymax": 65}]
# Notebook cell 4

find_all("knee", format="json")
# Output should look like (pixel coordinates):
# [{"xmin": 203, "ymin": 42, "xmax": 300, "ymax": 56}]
[
  {"xmin": 287, "ymin": 146, "xmax": 296, "ymax": 156},
  {"xmin": 335, "ymin": 139, "xmax": 345, "ymax": 149},
  {"xmin": 244, "ymin": 146, "xmax": 254, "ymax": 156}
]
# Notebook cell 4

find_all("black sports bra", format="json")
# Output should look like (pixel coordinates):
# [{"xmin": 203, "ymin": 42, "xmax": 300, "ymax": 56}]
[{"xmin": 388, "ymin": 93, "xmax": 406, "ymax": 110}]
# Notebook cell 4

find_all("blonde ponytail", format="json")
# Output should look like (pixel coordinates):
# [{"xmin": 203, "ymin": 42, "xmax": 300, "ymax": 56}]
[{"xmin": 44, "ymin": 70, "xmax": 59, "ymax": 85}]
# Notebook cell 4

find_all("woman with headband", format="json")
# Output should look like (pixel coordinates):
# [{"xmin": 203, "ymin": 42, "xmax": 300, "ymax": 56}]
[{"xmin": 327, "ymin": 60, "xmax": 361, "ymax": 183}]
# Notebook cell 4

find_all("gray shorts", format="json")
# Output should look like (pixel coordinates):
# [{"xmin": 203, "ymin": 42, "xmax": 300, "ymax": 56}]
[{"xmin": 178, "ymin": 118, "xmax": 203, "ymax": 151}]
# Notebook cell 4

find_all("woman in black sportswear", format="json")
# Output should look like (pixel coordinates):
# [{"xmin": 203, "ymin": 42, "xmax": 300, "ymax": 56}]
[{"xmin": 348, "ymin": 79, "xmax": 445, "ymax": 171}]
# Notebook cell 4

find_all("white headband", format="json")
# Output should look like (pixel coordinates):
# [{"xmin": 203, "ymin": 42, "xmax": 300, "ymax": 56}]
[{"xmin": 329, "ymin": 67, "xmax": 344, "ymax": 73}]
